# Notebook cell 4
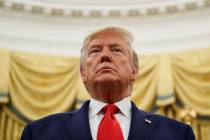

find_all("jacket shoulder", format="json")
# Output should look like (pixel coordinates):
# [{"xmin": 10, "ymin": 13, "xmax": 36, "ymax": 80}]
[
  {"xmin": 132, "ymin": 104, "xmax": 195, "ymax": 140},
  {"xmin": 21, "ymin": 111, "xmax": 80, "ymax": 140},
  {"xmin": 146, "ymin": 111, "xmax": 195, "ymax": 140}
]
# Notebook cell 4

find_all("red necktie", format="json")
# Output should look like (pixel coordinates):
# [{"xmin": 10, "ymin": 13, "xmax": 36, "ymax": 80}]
[{"xmin": 97, "ymin": 104, "xmax": 124, "ymax": 140}]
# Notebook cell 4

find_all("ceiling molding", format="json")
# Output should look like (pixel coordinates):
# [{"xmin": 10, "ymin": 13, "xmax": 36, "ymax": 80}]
[{"xmin": 0, "ymin": 0, "xmax": 210, "ymax": 18}]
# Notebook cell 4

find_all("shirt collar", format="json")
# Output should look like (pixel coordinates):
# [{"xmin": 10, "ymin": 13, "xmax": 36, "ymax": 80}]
[
  {"xmin": 115, "ymin": 97, "xmax": 131, "ymax": 119},
  {"xmin": 89, "ymin": 98, "xmax": 106, "ymax": 118},
  {"xmin": 89, "ymin": 97, "xmax": 131, "ymax": 119}
]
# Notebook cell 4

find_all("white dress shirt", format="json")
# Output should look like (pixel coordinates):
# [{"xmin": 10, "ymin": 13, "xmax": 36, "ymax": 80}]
[{"xmin": 88, "ymin": 97, "xmax": 132, "ymax": 140}]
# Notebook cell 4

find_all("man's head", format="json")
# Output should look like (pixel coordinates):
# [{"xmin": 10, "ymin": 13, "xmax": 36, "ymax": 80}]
[{"xmin": 80, "ymin": 27, "xmax": 139, "ymax": 103}]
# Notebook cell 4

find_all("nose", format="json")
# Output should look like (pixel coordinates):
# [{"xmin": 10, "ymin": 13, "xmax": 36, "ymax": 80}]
[{"xmin": 100, "ymin": 47, "xmax": 112, "ymax": 63}]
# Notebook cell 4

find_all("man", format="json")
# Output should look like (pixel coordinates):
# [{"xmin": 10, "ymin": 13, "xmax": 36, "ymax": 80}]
[{"xmin": 20, "ymin": 27, "xmax": 195, "ymax": 140}]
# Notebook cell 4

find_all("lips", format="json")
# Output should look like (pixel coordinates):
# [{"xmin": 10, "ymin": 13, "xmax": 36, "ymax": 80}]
[{"xmin": 96, "ymin": 66, "xmax": 117, "ymax": 73}]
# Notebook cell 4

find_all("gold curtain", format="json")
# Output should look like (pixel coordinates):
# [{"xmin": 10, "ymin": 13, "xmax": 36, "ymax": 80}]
[
  {"xmin": 0, "ymin": 47, "xmax": 210, "ymax": 140},
  {"xmin": 9, "ymin": 51, "xmax": 80, "ymax": 120},
  {"xmin": 131, "ymin": 55, "xmax": 158, "ymax": 111},
  {"xmin": 132, "ymin": 54, "xmax": 176, "ymax": 111},
  {"xmin": 0, "ymin": 49, "xmax": 10, "ymax": 103},
  {"xmin": 172, "ymin": 49, "xmax": 210, "ymax": 115},
  {"xmin": 0, "ymin": 106, "xmax": 25, "ymax": 140}
]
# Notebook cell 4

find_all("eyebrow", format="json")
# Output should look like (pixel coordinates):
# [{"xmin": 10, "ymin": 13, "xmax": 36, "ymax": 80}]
[
  {"xmin": 89, "ymin": 44, "xmax": 102, "ymax": 48},
  {"xmin": 87, "ymin": 45, "xmax": 102, "ymax": 54},
  {"xmin": 109, "ymin": 43, "xmax": 120, "ymax": 47},
  {"xmin": 88, "ymin": 42, "xmax": 125, "ymax": 51}
]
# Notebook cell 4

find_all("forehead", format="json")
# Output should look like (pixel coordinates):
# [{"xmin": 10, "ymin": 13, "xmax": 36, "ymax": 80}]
[{"xmin": 87, "ymin": 31, "xmax": 128, "ymax": 48}]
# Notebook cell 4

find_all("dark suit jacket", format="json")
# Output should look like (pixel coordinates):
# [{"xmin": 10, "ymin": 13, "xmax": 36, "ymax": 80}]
[{"xmin": 20, "ymin": 101, "xmax": 195, "ymax": 140}]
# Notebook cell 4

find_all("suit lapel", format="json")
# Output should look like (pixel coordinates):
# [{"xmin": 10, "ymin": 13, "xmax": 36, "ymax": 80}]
[
  {"xmin": 128, "ymin": 102, "xmax": 158, "ymax": 140},
  {"xmin": 64, "ymin": 101, "xmax": 93, "ymax": 140}
]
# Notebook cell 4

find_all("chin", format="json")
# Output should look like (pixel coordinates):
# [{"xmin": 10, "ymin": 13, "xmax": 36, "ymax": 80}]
[
  {"xmin": 94, "ymin": 73, "xmax": 121, "ymax": 85},
  {"xmin": 95, "ymin": 77, "xmax": 119, "ymax": 86},
  {"xmin": 96, "ymin": 75, "xmax": 118, "ymax": 82},
  {"xmin": 97, "ymin": 78, "xmax": 117, "ymax": 83}
]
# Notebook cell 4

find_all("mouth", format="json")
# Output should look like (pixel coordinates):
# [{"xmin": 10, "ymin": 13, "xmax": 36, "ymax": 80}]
[{"xmin": 96, "ymin": 66, "xmax": 117, "ymax": 73}]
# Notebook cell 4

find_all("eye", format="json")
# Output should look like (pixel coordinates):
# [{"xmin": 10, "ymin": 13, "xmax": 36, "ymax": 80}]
[
  {"xmin": 111, "ymin": 47, "xmax": 123, "ymax": 53},
  {"xmin": 88, "ymin": 47, "xmax": 101, "ymax": 56},
  {"xmin": 90, "ymin": 49, "xmax": 100, "ymax": 53}
]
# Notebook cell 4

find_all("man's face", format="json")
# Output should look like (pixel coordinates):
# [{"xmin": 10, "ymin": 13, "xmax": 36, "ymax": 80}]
[{"xmin": 81, "ymin": 31, "xmax": 137, "ymax": 95}]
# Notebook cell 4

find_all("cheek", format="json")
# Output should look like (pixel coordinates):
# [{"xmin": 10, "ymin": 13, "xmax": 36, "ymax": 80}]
[
  {"xmin": 118, "ymin": 59, "xmax": 133, "ymax": 73},
  {"xmin": 85, "ymin": 58, "xmax": 98, "ymax": 72},
  {"xmin": 86, "ymin": 57, "xmax": 94, "ymax": 67}
]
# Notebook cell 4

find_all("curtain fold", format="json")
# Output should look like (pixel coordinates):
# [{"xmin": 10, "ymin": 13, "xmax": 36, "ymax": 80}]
[
  {"xmin": 131, "ymin": 55, "xmax": 158, "ymax": 111},
  {"xmin": 9, "ymin": 51, "xmax": 80, "ymax": 120},
  {"xmin": 156, "ymin": 54, "xmax": 175, "ymax": 106},
  {"xmin": 172, "ymin": 48, "xmax": 210, "ymax": 115},
  {"xmin": 0, "ymin": 49, "xmax": 10, "ymax": 103},
  {"xmin": 0, "ymin": 106, "xmax": 25, "ymax": 140}
]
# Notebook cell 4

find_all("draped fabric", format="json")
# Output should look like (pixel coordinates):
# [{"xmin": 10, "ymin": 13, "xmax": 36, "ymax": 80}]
[
  {"xmin": 132, "ymin": 54, "xmax": 175, "ymax": 111},
  {"xmin": 0, "ymin": 106, "xmax": 25, "ymax": 140},
  {"xmin": 172, "ymin": 49, "xmax": 210, "ymax": 115},
  {"xmin": 9, "ymin": 52, "xmax": 80, "ymax": 120},
  {"xmin": 132, "ymin": 55, "xmax": 158, "ymax": 111},
  {"xmin": 0, "ymin": 47, "xmax": 210, "ymax": 140},
  {"xmin": 0, "ymin": 49, "xmax": 10, "ymax": 103}
]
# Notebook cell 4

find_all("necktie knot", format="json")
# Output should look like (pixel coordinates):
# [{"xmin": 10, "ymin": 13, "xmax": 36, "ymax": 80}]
[{"xmin": 101, "ymin": 104, "xmax": 119, "ymax": 114}]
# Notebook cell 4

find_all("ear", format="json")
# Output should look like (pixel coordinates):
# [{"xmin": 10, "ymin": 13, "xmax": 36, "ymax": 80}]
[
  {"xmin": 80, "ymin": 67, "xmax": 86, "ymax": 82},
  {"xmin": 130, "ymin": 67, "xmax": 138, "ymax": 81}
]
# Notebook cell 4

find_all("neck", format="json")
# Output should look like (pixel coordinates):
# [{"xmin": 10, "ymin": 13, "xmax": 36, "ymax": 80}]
[{"xmin": 89, "ymin": 82, "xmax": 131, "ymax": 103}]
